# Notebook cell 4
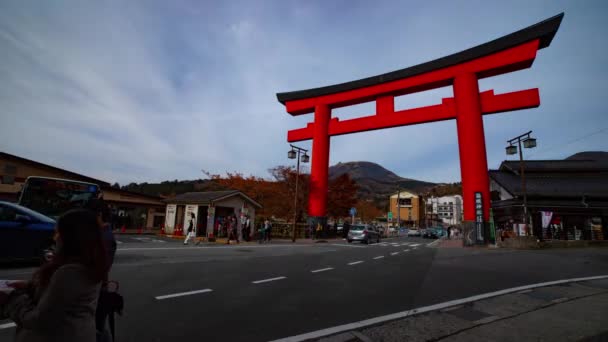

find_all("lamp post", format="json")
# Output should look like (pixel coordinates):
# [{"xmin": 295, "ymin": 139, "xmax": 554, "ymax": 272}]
[
  {"xmin": 288, "ymin": 144, "xmax": 309, "ymax": 242},
  {"xmin": 506, "ymin": 131, "xmax": 537, "ymax": 236}
]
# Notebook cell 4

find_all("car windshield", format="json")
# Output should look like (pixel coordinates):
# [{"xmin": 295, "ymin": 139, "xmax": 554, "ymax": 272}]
[
  {"xmin": 2, "ymin": 202, "xmax": 56, "ymax": 224},
  {"xmin": 351, "ymin": 225, "xmax": 366, "ymax": 231}
]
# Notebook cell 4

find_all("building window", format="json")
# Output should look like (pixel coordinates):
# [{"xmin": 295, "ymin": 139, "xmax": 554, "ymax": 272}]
[
  {"xmin": 398, "ymin": 198, "xmax": 412, "ymax": 206},
  {"xmin": 1, "ymin": 175, "xmax": 15, "ymax": 185},
  {"xmin": 4, "ymin": 164, "xmax": 17, "ymax": 175}
]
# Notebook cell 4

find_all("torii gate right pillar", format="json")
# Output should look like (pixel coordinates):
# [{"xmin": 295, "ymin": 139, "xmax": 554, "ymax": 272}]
[{"xmin": 454, "ymin": 73, "xmax": 491, "ymax": 244}]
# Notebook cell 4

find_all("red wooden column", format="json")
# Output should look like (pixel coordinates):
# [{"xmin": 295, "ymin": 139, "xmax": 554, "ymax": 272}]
[
  {"xmin": 308, "ymin": 104, "xmax": 331, "ymax": 222},
  {"xmin": 454, "ymin": 73, "xmax": 491, "ymax": 242}
]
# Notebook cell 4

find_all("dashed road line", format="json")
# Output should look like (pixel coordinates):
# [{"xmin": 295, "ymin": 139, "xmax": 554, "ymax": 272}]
[
  {"xmin": 373, "ymin": 256, "xmax": 385, "ymax": 260},
  {"xmin": 390, "ymin": 252, "xmax": 400, "ymax": 256},
  {"xmin": 348, "ymin": 261, "xmax": 364, "ymax": 266},
  {"xmin": 403, "ymin": 249, "xmax": 410, "ymax": 252},
  {"xmin": 252, "ymin": 276, "xmax": 287, "ymax": 284},
  {"xmin": 410, "ymin": 243, "xmax": 421, "ymax": 247},
  {"xmin": 311, "ymin": 267, "xmax": 334, "ymax": 273},
  {"xmin": 155, "ymin": 288, "xmax": 213, "ymax": 300}
]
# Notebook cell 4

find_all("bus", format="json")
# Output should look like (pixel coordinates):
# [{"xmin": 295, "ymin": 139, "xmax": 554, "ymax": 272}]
[{"xmin": 18, "ymin": 176, "xmax": 101, "ymax": 219}]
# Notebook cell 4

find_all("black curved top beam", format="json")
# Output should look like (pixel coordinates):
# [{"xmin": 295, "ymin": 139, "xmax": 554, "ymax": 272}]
[{"xmin": 276, "ymin": 13, "xmax": 563, "ymax": 104}]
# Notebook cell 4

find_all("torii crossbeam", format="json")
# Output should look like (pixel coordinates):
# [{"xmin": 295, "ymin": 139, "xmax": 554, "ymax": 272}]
[{"xmin": 277, "ymin": 13, "xmax": 563, "ymax": 244}]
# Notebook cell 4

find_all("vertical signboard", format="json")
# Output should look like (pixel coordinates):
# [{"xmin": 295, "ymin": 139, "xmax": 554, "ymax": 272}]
[
  {"xmin": 165, "ymin": 204, "xmax": 177, "ymax": 233},
  {"xmin": 184, "ymin": 205, "xmax": 198, "ymax": 234},
  {"xmin": 475, "ymin": 192, "xmax": 484, "ymax": 242}
]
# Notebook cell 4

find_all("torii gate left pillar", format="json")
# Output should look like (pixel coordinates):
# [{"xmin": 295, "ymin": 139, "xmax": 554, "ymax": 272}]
[{"xmin": 277, "ymin": 14, "xmax": 563, "ymax": 244}]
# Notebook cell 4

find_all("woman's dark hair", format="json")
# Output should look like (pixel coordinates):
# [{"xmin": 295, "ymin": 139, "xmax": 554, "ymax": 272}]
[
  {"xmin": 86, "ymin": 198, "xmax": 111, "ymax": 223},
  {"xmin": 190, "ymin": 212, "xmax": 195, "ymax": 219},
  {"xmin": 34, "ymin": 209, "xmax": 108, "ymax": 287}
]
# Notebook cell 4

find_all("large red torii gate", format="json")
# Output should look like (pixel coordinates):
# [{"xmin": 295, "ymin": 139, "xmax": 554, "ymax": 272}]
[{"xmin": 277, "ymin": 14, "xmax": 563, "ymax": 243}]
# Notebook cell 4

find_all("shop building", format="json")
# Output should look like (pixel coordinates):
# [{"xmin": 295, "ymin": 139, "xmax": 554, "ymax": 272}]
[
  {"xmin": 163, "ymin": 191, "xmax": 262, "ymax": 239},
  {"xmin": 489, "ymin": 152, "xmax": 608, "ymax": 240}
]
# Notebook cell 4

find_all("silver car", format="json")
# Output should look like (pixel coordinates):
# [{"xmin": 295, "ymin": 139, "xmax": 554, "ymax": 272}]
[{"xmin": 347, "ymin": 225, "xmax": 381, "ymax": 244}]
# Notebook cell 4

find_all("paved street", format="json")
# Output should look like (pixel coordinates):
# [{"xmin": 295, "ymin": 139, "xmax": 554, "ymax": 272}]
[{"xmin": 1, "ymin": 236, "xmax": 608, "ymax": 342}]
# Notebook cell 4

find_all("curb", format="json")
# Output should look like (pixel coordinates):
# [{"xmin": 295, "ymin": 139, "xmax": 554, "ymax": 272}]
[{"xmin": 269, "ymin": 274, "xmax": 608, "ymax": 342}]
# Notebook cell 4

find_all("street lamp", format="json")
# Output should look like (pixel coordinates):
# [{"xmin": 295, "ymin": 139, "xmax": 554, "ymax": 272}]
[
  {"xmin": 287, "ymin": 144, "xmax": 309, "ymax": 242},
  {"xmin": 506, "ymin": 131, "xmax": 537, "ymax": 237}
]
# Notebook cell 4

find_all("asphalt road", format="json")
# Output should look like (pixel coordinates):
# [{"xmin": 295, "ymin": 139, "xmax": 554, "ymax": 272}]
[{"xmin": 1, "ymin": 235, "xmax": 608, "ymax": 342}]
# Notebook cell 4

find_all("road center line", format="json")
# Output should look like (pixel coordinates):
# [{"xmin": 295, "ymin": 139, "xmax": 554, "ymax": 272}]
[
  {"xmin": 390, "ymin": 252, "xmax": 399, "ymax": 256},
  {"xmin": 155, "ymin": 288, "xmax": 213, "ymax": 300},
  {"xmin": 311, "ymin": 267, "xmax": 334, "ymax": 273},
  {"xmin": 252, "ymin": 276, "xmax": 287, "ymax": 284},
  {"xmin": 348, "ymin": 261, "xmax": 364, "ymax": 266},
  {"xmin": 373, "ymin": 256, "xmax": 385, "ymax": 260}
]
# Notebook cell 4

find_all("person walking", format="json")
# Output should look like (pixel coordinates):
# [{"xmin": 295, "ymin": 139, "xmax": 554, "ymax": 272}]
[
  {"xmin": 0, "ymin": 209, "xmax": 109, "ymax": 342},
  {"xmin": 86, "ymin": 199, "xmax": 118, "ymax": 342},
  {"xmin": 184, "ymin": 212, "xmax": 196, "ymax": 245},
  {"xmin": 447, "ymin": 226, "xmax": 452, "ymax": 240},
  {"xmin": 343, "ymin": 221, "xmax": 351, "ymax": 239},
  {"xmin": 264, "ymin": 219, "xmax": 272, "ymax": 242}
]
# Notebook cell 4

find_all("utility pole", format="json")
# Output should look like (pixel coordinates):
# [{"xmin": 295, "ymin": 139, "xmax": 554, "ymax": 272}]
[
  {"xmin": 287, "ymin": 145, "xmax": 309, "ymax": 242},
  {"xmin": 506, "ymin": 131, "xmax": 537, "ymax": 237},
  {"xmin": 396, "ymin": 189, "xmax": 401, "ymax": 228}
]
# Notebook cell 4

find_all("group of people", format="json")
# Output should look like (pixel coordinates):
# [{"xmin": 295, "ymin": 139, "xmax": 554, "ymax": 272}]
[
  {"xmin": 258, "ymin": 219, "xmax": 273, "ymax": 243},
  {"xmin": 0, "ymin": 198, "xmax": 120, "ymax": 342}
]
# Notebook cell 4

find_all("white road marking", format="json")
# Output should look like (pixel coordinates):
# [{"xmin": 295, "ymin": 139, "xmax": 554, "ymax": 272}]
[
  {"xmin": 410, "ymin": 243, "xmax": 421, "ymax": 247},
  {"xmin": 403, "ymin": 249, "xmax": 410, "ymax": 252},
  {"xmin": 311, "ymin": 268, "xmax": 334, "ymax": 273},
  {"xmin": 155, "ymin": 288, "xmax": 213, "ymax": 300},
  {"xmin": 252, "ymin": 276, "xmax": 287, "ymax": 284},
  {"xmin": 348, "ymin": 261, "xmax": 364, "ymax": 266},
  {"xmin": 0, "ymin": 322, "xmax": 16, "ymax": 330},
  {"xmin": 118, "ymin": 245, "xmax": 311, "ymax": 251},
  {"xmin": 427, "ymin": 239, "xmax": 442, "ymax": 247},
  {"xmin": 400, "ymin": 243, "xmax": 410, "ymax": 246},
  {"xmin": 116, "ymin": 240, "xmax": 123, "ymax": 244},
  {"xmin": 390, "ymin": 252, "xmax": 399, "ymax": 256},
  {"xmin": 373, "ymin": 256, "xmax": 385, "ymax": 260},
  {"xmin": 151, "ymin": 239, "xmax": 167, "ymax": 243},
  {"xmin": 329, "ymin": 244, "xmax": 365, "ymax": 248},
  {"xmin": 268, "ymin": 274, "xmax": 608, "ymax": 342}
]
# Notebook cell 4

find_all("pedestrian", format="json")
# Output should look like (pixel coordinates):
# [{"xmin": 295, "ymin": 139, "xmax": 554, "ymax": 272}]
[
  {"xmin": 86, "ymin": 199, "xmax": 119, "ymax": 342},
  {"xmin": 0, "ymin": 209, "xmax": 109, "ymax": 342},
  {"xmin": 333, "ymin": 221, "xmax": 338, "ymax": 238},
  {"xmin": 447, "ymin": 226, "xmax": 452, "ymax": 240},
  {"xmin": 243, "ymin": 216, "xmax": 251, "ymax": 242},
  {"xmin": 184, "ymin": 212, "xmax": 196, "ymax": 245},
  {"xmin": 343, "ymin": 221, "xmax": 350, "ymax": 239},
  {"xmin": 264, "ymin": 219, "xmax": 272, "ymax": 242}
]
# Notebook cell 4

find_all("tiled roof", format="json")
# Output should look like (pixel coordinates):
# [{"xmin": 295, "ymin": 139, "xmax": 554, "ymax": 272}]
[{"xmin": 489, "ymin": 170, "xmax": 608, "ymax": 198}]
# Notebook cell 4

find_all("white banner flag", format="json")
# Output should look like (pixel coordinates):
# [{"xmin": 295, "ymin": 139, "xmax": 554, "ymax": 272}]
[{"xmin": 541, "ymin": 211, "xmax": 553, "ymax": 229}]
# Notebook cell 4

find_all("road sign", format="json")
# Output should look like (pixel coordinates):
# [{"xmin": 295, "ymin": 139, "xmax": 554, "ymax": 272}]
[
  {"xmin": 388, "ymin": 212, "xmax": 393, "ymax": 221},
  {"xmin": 349, "ymin": 207, "xmax": 357, "ymax": 216}
]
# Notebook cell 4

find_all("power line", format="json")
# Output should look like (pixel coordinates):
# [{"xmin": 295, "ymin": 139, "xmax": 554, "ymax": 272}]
[{"xmin": 525, "ymin": 127, "xmax": 608, "ymax": 159}]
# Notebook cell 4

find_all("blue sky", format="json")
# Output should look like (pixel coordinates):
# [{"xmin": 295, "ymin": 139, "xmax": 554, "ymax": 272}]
[{"xmin": 1, "ymin": 0, "xmax": 607, "ymax": 184}]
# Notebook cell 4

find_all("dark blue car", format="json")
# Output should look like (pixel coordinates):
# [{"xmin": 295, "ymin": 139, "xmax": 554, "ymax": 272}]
[{"xmin": 0, "ymin": 201, "xmax": 56, "ymax": 262}]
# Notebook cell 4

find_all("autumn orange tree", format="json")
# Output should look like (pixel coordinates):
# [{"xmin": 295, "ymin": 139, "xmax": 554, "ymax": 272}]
[
  {"xmin": 356, "ymin": 199, "xmax": 384, "ymax": 222},
  {"xmin": 204, "ymin": 167, "xmax": 361, "ymax": 223},
  {"xmin": 327, "ymin": 173, "xmax": 358, "ymax": 218}
]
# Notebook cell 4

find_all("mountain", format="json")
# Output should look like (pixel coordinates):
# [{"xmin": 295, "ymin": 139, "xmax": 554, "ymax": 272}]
[{"xmin": 329, "ymin": 161, "xmax": 436, "ymax": 206}]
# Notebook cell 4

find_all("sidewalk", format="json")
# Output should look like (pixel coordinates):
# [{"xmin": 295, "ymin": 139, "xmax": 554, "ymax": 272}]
[{"xmin": 318, "ymin": 278, "xmax": 608, "ymax": 342}]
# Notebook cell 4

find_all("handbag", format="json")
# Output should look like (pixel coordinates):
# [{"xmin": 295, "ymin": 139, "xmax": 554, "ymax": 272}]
[{"xmin": 98, "ymin": 281, "xmax": 124, "ymax": 341}]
